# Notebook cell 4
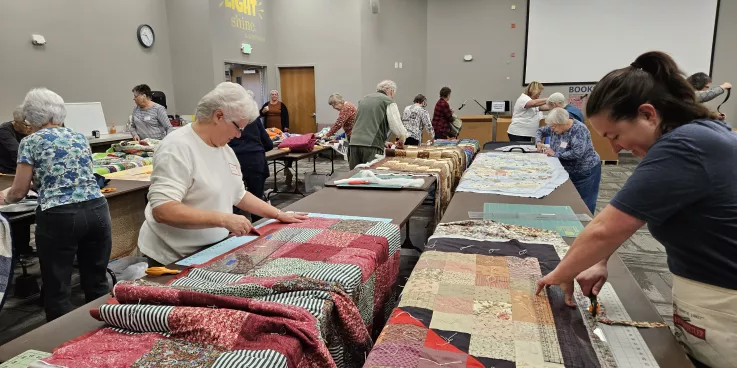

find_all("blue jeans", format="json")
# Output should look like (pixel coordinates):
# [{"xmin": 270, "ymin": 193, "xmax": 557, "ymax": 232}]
[{"xmin": 569, "ymin": 163, "xmax": 601, "ymax": 214}]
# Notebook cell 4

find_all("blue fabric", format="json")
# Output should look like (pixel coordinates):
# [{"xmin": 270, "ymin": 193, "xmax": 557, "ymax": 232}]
[
  {"xmin": 569, "ymin": 162, "xmax": 601, "ymax": 214},
  {"xmin": 611, "ymin": 119, "xmax": 737, "ymax": 290},
  {"xmin": 564, "ymin": 104, "xmax": 585, "ymax": 122},
  {"xmin": 535, "ymin": 120, "xmax": 600, "ymax": 174},
  {"xmin": 18, "ymin": 127, "xmax": 102, "ymax": 211}
]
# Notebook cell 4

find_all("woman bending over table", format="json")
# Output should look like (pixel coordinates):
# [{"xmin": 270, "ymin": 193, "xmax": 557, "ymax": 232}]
[
  {"xmin": 536, "ymin": 51, "xmax": 737, "ymax": 368},
  {"xmin": 535, "ymin": 107, "xmax": 601, "ymax": 214},
  {"xmin": 1, "ymin": 88, "xmax": 112, "ymax": 321},
  {"xmin": 138, "ymin": 82, "xmax": 306, "ymax": 266}
]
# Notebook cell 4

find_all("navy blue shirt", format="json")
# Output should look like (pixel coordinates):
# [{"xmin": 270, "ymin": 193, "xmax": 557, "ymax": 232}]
[
  {"xmin": 611, "ymin": 119, "xmax": 737, "ymax": 290},
  {"xmin": 228, "ymin": 118, "xmax": 273, "ymax": 156},
  {"xmin": 564, "ymin": 104, "xmax": 584, "ymax": 123}
]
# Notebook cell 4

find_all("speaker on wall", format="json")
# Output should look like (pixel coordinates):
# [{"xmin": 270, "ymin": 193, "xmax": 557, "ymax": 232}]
[{"xmin": 370, "ymin": 0, "xmax": 380, "ymax": 14}]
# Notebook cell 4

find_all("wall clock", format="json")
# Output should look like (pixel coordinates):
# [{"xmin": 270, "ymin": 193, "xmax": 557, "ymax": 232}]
[{"xmin": 137, "ymin": 24, "xmax": 155, "ymax": 48}]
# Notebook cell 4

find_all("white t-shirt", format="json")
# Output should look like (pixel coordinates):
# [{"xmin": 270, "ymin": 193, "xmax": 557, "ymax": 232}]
[
  {"xmin": 138, "ymin": 124, "xmax": 247, "ymax": 264},
  {"xmin": 507, "ymin": 93, "xmax": 543, "ymax": 138}
]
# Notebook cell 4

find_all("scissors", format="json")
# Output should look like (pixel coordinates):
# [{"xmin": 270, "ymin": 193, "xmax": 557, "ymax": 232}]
[{"xmin": 589, "ymin": 295, "xmax": 599, "ymax": 317}]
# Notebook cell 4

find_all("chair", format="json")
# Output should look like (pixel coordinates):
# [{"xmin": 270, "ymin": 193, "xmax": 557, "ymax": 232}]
[
  {"xmin": 482, "ymin": 141, "xmax": 530, "ymax": 152},
  {"xmin": 151, "ymin": 91, "xmax": 167, "ymax": 109}
]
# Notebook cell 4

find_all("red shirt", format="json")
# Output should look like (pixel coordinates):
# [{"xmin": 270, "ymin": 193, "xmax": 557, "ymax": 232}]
[
  {"xmin": 431, "ymin": 98, "xmax": 454, "ymax": 139},
  {"xmin": 326, "ymin": 102, "xmax": 357, "ymax": 138}
]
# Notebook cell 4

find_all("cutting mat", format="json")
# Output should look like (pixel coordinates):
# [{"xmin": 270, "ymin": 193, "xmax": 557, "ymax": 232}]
[
  {"xmin": 577, "ymin": 283, "xmax": 660, "ymax": 368},
  {"xmin": 175, "ymin": 236, "xmax": 258, "ymax": 266},
  {"xmin": 481, "ymin": 203, "xmax": 585, "ymax": 237}
]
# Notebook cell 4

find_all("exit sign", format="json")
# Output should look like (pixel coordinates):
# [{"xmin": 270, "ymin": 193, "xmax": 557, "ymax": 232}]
[{"xmin": 241, "ymin": 43, "xmax": 253, "ymax": 54}]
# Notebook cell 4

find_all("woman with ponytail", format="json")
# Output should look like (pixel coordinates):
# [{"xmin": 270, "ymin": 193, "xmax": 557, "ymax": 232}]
[{"xmin": 536, "ymin": 51, "xmax": 737, "ymax": 368}]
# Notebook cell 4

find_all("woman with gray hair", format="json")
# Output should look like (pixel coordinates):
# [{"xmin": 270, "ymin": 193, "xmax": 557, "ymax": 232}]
[
  {"xmin": 325, "ymin": 93, "xmax": 357, "ymax": 140},
  {"xmin": 138, "ymin": 82, "xmax": 306, "ymax": 266},
  {"xmin": 546, "ymin": 92, "xmax": 584, "ymax": 122},
  {"xmin": 0, "ymin": 88, "xmax": 111, "ymax": 321},
  {"xmin": 536, "ymin": 107, "xmax": 601, "ymax": 213}
]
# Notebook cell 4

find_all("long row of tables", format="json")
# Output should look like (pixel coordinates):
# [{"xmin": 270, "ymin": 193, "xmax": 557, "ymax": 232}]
[{"xmin": 0, "ymin": 150, "xmax": 692, "ymax": 367}]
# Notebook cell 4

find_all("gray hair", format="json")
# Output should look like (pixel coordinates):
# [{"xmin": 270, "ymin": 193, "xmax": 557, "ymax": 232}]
[
  {"xmin": 22, "ymin": 88, "xmax": 66, "ymax": 128},
  {"xmin": 245, "ymin": 90, "xmax": 256, "ymax": 99},
  {"xmin": 269, "ymin": 90, "xmax": 279, "ymax": 96},
  {"xmin": 196, "ymin": 82, "xmax": 259, "ymax": 123},
  {"xmin": 328, "ymin": 93, "xmax": 344, "ymax": 107},
  {"xmin": 12, "ymin": 105, "xmax": 25, "ymax": 123},
  {"xmin": 547, "ymin": 92, "xmax": 566, "ymax": 107},
  {"xmin": 546, "ymin": 107, "xmax": 571, "ymax": 126},
  {"xmin": 376, "ymin": 80, "xmax": 397, "ymax": 94}
]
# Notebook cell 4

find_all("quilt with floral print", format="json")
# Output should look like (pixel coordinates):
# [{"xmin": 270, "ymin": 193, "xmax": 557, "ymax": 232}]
[{"xmin": 364, "ymin": 221, "xmax": 612, "ymax": 368}]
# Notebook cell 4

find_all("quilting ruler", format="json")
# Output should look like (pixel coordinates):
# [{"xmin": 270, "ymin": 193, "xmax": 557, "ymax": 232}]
[
  {"xmin": 578, "ymin": 283, "xmax": 660, "ymax": 368},
  {"xmin": 175, "ymin": 236, "xmax": 258, "ymax": 266},
  {"xmin": 468, "ymin": 211, "xmax": 592, "ymax": 221}
]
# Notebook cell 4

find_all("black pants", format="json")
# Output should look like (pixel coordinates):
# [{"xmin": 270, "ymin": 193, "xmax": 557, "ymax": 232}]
[
  {"xmin": 237, "ymin": 154, "xmax": 269, "ymax": 222},
  {"xmin": 404, "ymin": 137, "xmax": 420, "ymax": 146},
  {"xmin": 5, "ymin": 215, "xmax": 32, "ymax": 257},
  {"xmin": 36, "ymin": 197, "xmax": 112, "ymax": 321},
  {"xmin": 507, "ymin": 133, "xmax": 534, "ymax": 142}
]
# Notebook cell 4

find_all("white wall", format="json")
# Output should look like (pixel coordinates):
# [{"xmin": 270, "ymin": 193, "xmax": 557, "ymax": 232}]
[{"xmin": 0, "ymin": 0, "xmax": 176, "ymax": 127}]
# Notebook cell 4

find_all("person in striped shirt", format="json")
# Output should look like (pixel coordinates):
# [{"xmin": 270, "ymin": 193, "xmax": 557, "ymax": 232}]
[{"xmin": 131, "ymin": 84, "xmax": 173, "ymax": 141}]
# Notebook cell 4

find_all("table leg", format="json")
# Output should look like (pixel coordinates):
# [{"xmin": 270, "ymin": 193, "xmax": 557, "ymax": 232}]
[
  {"xmin": 313, "ymin": 152, "xmax": 317, "ymax": 173},
  {"xmin": 292, "ymin": 159, "xmax": 305, "ymax": 196},
  {"xmin": 330, "ymin": 149, "xmax": 335, "ymax": 175},
  {"xmin": 401, "ymin": 219, "xmax": 423, "ymax": 252}
]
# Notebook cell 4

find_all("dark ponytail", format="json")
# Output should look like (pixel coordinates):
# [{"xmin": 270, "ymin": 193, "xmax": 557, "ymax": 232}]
[{"xmin": 586, "ymin": 51, "xmax": 712, "ymax": 134}]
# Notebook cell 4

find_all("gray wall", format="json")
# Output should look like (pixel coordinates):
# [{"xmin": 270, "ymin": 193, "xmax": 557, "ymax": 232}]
[
  {"xmin": 0, "ymin": 0, "xmax": 176, "ymax": 127},
  {"xmin": 271, "ymin": 0, "xmax": 363, "ymax": 123},
  {"xmin": 361, "ymin": 0, "xmax": 427, "ymax": 110},
  {"xmin": 166, "ymin": 0, "xmax": 214, "ymax": 116},
  {"xmin": 704, "ymin": 0, "xmax": 737, "ymax": 124}
]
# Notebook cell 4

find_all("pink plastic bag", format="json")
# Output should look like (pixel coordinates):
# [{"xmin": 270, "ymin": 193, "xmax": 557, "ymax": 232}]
[{"xmin": 278, "ymin": 133, "xmax": 317, "ymax": 152}]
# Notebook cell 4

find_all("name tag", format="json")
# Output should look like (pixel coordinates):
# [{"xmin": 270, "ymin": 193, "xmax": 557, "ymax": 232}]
[
  {"xmin": 229, "ymin": 163, "xmax": 241, "ymax": 176},
  {"xmin": 144, "ymin": 116, "xmax": 151, "ymax": 122},
  {"xmin": 559, "ymin": 141, "xmax": 568, "ymax": 148}
]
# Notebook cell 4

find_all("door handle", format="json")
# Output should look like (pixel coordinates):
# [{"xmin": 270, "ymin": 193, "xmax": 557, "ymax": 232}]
[{"xmin": 312, "ymin": 113, "xmax": 316, "ymax": 118}]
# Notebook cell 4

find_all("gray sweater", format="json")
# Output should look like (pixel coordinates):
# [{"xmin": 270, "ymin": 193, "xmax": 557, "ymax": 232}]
[{"xmin": 696, "ymin": 86, "xmax": 725, "ymax": 103}]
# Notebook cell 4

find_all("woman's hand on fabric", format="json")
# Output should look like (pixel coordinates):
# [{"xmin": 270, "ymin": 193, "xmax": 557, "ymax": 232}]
[
  {"xmin": 0, "ymin": 188, "xmax": 8, "ymax": 205},
  {"xmin": 576, "ymin": 261, "xmax": 608, "ymax": 297},
  {"xmin": 536, "ymin": 142, "xmax": 544, "ymax": 152},
  {"xmin": 277, "ymin": 211, "xmax": 307, "ymax": 223},
  {"xmin": 536, "ymin": 271, "xmax": 576, "ymax": 307},
  {"xmin": 222, "ymin": 214, "xmax": 254, "ymax": 236},
  {"xmin": 133, "ymin": 135, "xmax": 140, "ymax": 141},
  {"xmin": 544, "ymin": 148, "xmax": 555, "ymax": 157}
]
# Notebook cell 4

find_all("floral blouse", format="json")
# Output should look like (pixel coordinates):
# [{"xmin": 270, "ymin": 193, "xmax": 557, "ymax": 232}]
[{"xmin": 18, "ymin": 127, "xmax": 102, "ymax": 210}]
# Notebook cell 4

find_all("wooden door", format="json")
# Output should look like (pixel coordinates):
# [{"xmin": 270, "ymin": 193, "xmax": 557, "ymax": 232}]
[{"xmin": 279, "ymin": 67, "xmax": 316, "ymax": 134}]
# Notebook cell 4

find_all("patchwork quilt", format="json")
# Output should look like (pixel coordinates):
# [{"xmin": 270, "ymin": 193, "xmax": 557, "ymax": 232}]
[
  {"xmin": 367, "ymin": 157, "xmax": 458, "ymax": 219},
  {"xmin": 364, "ymin": 221, "xmax": 617, "ymax": 368},
  {"xmin": 108, "ymin": 138, "xmax": 161, "ymax": 156},
  {"xmin": 92, "ymin": 152, "xmax": 153, "ymax": 175},
  {"xmin": 432, "ymin": 139, "xmax": 480, "ymax": 165},
  {"xmin": 40, "ymin": 216, "xmax": 401, "ymax": 368}
]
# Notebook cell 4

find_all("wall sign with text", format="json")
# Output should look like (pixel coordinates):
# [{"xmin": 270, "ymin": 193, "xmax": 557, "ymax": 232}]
[{"xmin": 219, "ymin": 0, "xmax": 266, "ymax": 42}]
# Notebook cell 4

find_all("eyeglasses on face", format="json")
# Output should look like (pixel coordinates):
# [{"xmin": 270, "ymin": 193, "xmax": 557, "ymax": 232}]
[{"xmin": 231, "ymin": 120, "xmax": 245, "ymax": 132}]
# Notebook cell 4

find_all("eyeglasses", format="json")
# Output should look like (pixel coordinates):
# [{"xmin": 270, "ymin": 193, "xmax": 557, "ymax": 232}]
[{"xmin": 231, "ymin": 121, "xmax": 245, "ymax": 132}]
